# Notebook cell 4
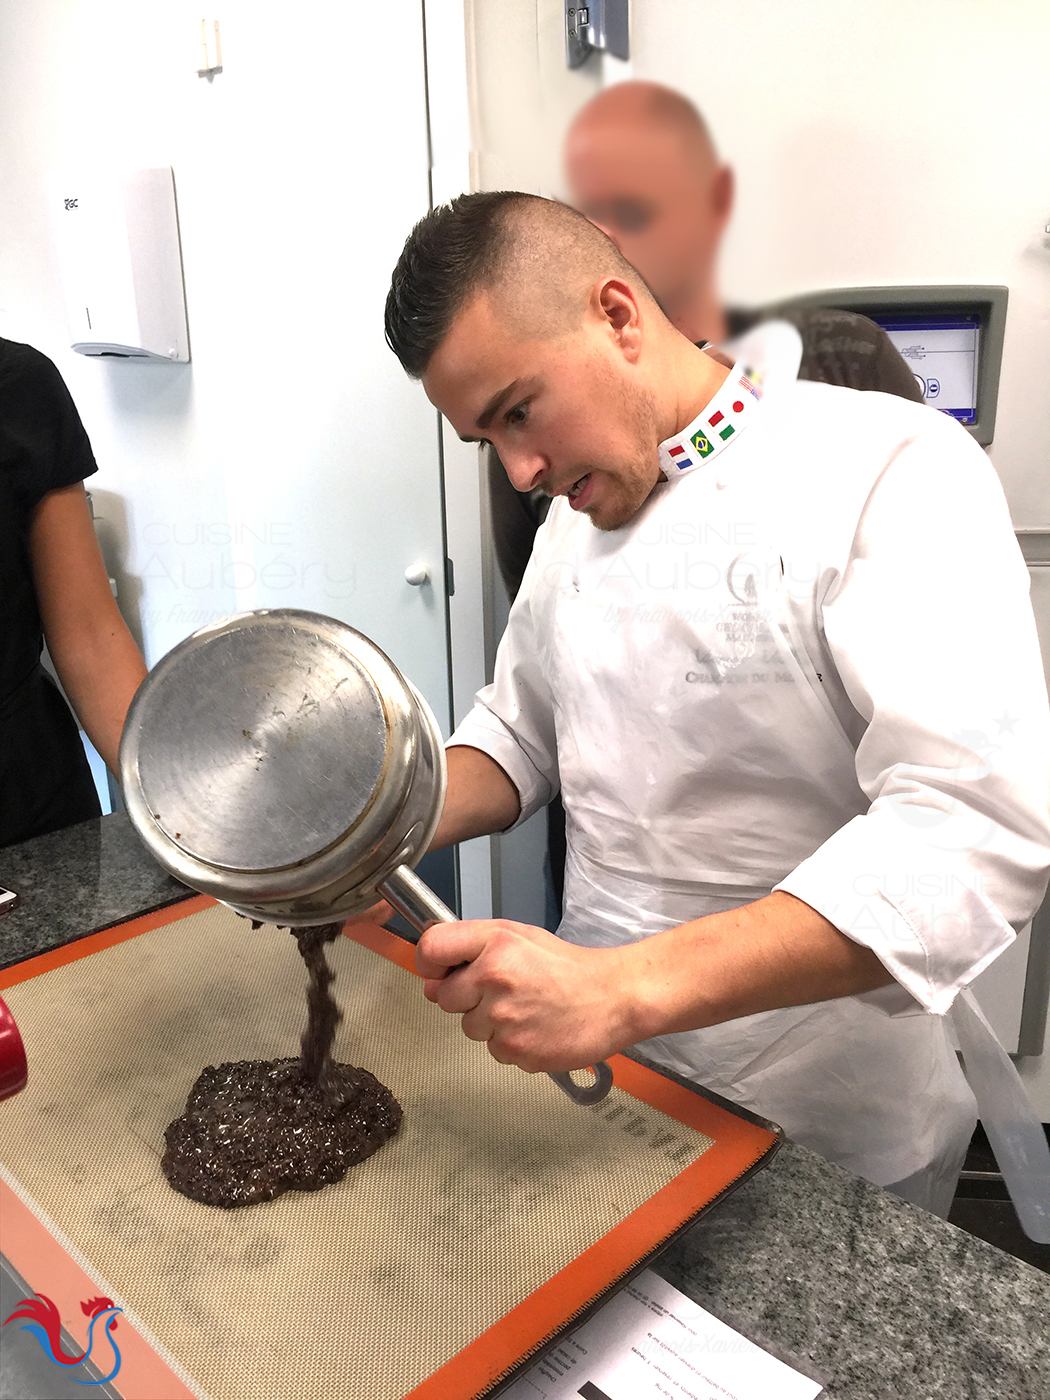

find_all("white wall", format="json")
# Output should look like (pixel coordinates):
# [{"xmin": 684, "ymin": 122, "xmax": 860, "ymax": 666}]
[
  {"xmin": 631, "ymin": 0, "xmax": 1050, "ymax": 527},
  {"xmin": 0, "ymin": 1, "xmax": 454, "ymax": 730},
  {"xmin": 468, "ymin": 0, "xmax": 601, "ymax": 195}
]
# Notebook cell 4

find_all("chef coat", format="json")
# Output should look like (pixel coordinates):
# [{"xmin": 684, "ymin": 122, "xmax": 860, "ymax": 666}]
[{"xmin": 449, "ymin": 360, "xmax": 1050, "ymax": 1197}]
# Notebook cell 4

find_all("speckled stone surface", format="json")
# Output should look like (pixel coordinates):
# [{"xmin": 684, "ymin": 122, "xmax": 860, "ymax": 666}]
[
  {"xmin": 656, "ymin": 1140, "xmax": 1050, "ymax": 1399},
  {"xmin": 0, "ymin": 811, "xmax": 189, "ymax": 970}
]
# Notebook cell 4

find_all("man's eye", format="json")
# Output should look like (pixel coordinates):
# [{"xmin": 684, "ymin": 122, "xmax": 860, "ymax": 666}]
[
  {"xmin": 506, "ymin": 402, "xmax": 529, "ymax": 427},
  {"xmin": 611, "ymin": 200, "xmax": 654, "ymax": 233}
]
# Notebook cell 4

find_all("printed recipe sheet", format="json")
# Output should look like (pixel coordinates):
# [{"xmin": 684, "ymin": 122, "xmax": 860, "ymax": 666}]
[{"xmin": 501, "ymin": 1269, "xmax": 823, "ymax": 1400}]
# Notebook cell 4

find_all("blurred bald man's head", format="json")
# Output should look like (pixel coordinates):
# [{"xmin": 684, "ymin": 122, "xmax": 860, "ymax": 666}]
[{"xmin": 565, "ymin": 81, "xmax": 733, "ymax": 344}]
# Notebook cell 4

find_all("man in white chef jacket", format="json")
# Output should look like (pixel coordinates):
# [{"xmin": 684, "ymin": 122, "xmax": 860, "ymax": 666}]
[{"xmin": 383, "ymin": 192, "xmax": 1050, "ymax": 1217}]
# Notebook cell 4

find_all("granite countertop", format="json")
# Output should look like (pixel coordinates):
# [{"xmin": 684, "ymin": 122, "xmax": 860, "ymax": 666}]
[
  {"xmin": 1, "ymin": 814, "xmax": 1048, "ymax": 1398},
  {"xmin": 0, "ymin": 810, "xmax": 190, "ymax": 970},
  {"xmin": 656, "ymin": 1141, "xmax": 1050, "ymax": 1399}
]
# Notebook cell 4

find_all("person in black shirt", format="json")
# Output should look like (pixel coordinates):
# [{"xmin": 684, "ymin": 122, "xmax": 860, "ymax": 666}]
[{"xmin": 0, "ymin": 338, "xmax": 147, "ymax": 847}]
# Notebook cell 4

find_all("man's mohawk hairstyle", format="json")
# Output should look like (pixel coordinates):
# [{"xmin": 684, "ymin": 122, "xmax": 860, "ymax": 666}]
[{"xmin": 384, "ymin": 191, "xmax": 527, "ymax": 379}]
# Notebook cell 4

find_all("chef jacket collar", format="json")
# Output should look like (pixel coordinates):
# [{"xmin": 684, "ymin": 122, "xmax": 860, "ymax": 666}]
[{"xmin": 657, "ymin": 320, "xmax": 803, "ymax": 481}]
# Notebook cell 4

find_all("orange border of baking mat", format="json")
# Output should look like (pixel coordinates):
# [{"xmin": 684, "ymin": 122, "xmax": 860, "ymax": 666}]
[
  {"xmin": 343, "ymin": 922, "xmax": 779, "ymax": 1400},
  {"xmin": 1, "ymin": 1176, "xmax": 201, "ymax": 1399}
]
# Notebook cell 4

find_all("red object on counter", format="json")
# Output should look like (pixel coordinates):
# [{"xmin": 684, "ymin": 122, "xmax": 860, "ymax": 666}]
[{"xmin": 0, "ymin": 994, "xmax": 27, "ymax": 1099}]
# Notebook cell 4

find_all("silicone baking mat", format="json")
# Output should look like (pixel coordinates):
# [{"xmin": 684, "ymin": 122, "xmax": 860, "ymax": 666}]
[{"xmin": 0, "ymin": 903, "xmax": 778, "ymax": 1399}]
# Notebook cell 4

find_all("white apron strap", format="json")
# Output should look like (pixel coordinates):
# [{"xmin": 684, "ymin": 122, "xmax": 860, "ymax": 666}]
[{"xmin": 950, "ymin": 988, "xmax": 1050, "ymax": 1242}]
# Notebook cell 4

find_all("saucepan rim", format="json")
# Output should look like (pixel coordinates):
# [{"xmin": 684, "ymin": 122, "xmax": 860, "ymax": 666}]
[{"xmin": 120, "ymin": 608, "xmax": 447, "ymax": 924}]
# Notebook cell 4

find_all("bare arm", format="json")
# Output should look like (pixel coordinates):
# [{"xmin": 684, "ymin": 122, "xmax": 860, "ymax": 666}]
[
  {"xmin": 429, "ymin": 744, "xmax": 521, "ymax": 847},
  {"xmin": 624, "ymin": 890, "xmax": 891, "ymax": 1034},
  {"xmin": 345, "ymin": 744, "xmax": 522, "ymax": 927},
  {"xmin": 415, "ymin": 891, "xmax": 892, "ymax": 1072},
  {"xmin": 29, "ymin": 482, "xmax": 147, "ymax": 775}
]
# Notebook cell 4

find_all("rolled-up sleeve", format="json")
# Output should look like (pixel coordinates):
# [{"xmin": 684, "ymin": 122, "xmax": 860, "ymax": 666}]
[
  {"xmin": 776, "ymin": 421, "xmax": 1050, "ymax": 1014},
  {"xmin": 448, "ymin": 562, "xmax": 560, "ymax": 829}
]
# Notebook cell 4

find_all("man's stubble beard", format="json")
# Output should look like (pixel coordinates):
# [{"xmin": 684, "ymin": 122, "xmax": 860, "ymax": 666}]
[{"xmin": 589, "ymin": 379, "xmax": 661, "ymax": 533}]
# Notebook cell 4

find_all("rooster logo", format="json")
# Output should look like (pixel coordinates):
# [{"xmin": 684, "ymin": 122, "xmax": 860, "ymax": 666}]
[{"xmin": 2, "ymin": 1292, "xmax": 123, "ymax": 1385}]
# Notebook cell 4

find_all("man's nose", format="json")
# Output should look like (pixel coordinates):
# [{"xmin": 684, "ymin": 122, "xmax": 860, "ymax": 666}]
[{"xmin": 500, "ymin": 446, "xmax": 547, "ymax": 494}]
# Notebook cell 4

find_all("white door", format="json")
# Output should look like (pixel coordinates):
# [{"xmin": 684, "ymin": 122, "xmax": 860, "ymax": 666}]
[{"xmin": 0, "ymin": 1, "xmax": 452, "ymax": 732}]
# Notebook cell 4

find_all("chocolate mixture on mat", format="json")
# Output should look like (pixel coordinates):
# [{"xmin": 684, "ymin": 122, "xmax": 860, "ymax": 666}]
[{"xmin": 162, "ymin": 922, "xmax": 402, "ymax": 1208}]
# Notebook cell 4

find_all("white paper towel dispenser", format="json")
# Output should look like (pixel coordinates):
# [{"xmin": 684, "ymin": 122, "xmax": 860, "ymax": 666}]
[{"xmin": 47, "ymin": 166, "xmax": 190, "ymax": 362}]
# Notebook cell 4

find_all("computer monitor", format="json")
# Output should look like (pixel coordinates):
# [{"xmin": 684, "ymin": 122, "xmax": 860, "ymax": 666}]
[
  {"xmin": 870, "ymin": 312, "xmax": 979, "ymax": 425},
  {"xmin": 772, "ymin": 286, "xmax": 1007, "ymax": 446}
]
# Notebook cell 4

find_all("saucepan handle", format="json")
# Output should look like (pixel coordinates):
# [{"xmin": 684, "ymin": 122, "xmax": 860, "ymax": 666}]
[
  {"xmin": 379, "ymin": 863, "xmax": 459, "ymax": 930},
  {"xmin": 377, "ymin": 865, "xmax": 614, "ymax": 1106}
]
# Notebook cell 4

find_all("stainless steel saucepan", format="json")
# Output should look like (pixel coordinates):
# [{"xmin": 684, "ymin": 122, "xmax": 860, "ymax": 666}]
[{"xmin": 120, "ymin": 609, "xmax": 612, "ymax": 1107}]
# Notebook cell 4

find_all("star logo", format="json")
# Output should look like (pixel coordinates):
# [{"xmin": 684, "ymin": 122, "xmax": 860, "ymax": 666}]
[{"xmin": 994, "ymin": 711, "xmax": 1018, "ymax": 735}]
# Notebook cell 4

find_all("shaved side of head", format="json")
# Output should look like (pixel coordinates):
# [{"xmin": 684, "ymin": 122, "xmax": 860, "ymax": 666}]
[{"xmin": 385, "ymin": 191, "xmax": 660, "ymax": 378}]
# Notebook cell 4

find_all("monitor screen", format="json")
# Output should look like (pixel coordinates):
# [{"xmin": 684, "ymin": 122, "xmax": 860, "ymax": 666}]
[{"xmin": 870, "ymin": 313, "xmax": 980, "ymax": 425}]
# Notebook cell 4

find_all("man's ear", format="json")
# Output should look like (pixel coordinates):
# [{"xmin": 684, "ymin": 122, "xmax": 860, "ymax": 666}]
[
  {"xmin": 712, "ymin": 164, "xmax": 734, "ymax": 227},
  {"xmin": 593, "ymin": 278, "xmax": 644, "ymax": 361}
]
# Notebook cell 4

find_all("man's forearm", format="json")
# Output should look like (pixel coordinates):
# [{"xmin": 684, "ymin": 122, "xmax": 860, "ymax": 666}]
[
  {"xmin": 626, "ymin": 890, "xmax": 894, "ymax": 1040},
  {"xmin": 415, "ymin": 889, "xmax": 897, "ymax": 1073},
  {"xmin": 429, "ymin": 745, "xmax": 521, "ymax": 849}
]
